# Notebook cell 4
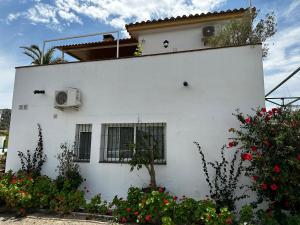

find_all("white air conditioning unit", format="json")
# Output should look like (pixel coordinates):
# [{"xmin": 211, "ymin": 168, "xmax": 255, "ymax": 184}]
[{"xmin": 55, "ymin": 88, "xmax": 81, "ymax": 109}]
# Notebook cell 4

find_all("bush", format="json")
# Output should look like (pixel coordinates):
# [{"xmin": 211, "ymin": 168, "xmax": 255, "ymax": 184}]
[
  {"xmin": 0, "ymin": 171, "xmax": 34, "ymax": 210},
  {"xmin": 84, "ymin": 194, "xmax": 109, "ymax": 214},
  {"xmin": 55, "ymin": 143, "xmax": 83, "ymax": 192},
  {"xmin": 230, "ymin": 107, "xmax": 300, "ymax": 214},
  {"xmin": 17, "ymin": 124, "xmax": 47, "ymax": 177},
  {"xmin": 31, "ymin": 176, "xmax": 57, "ymax": 209},
  {"xmin": 49, "ymin": 190, "xmax": 86, "ymax": 214}
]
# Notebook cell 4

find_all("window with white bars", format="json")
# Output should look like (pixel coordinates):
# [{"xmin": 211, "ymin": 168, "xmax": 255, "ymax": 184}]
[
  {"xmin": 74, "ymin": 124, "xmax": 92, "ymax": 162},
  {"xmin": 100, "ymin": 123, "xmax": 166, "ymax": 163}
]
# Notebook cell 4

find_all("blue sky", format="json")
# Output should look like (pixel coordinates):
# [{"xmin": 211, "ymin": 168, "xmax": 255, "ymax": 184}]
[{"xmin": 0, "ymin": 0, "xmax": 300, "ymax": 108}]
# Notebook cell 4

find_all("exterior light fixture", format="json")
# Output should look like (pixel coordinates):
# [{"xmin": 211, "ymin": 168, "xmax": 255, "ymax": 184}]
[
  {"xmin": 33, "ymin": 90, "xmax": 45, "ymax": 94},
  {"xmin": 163, "ymin": 40, "xmax": 169, "ymax": 48},
  {"xmin": 183, "ymin": 81, "xmax": 189, "ymax": 87}
]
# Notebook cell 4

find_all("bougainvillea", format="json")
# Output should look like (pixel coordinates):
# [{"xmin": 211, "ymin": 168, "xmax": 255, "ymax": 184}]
[{"xmin": 230, "ymin": 107, "xmax": 300, "ymax": 213}]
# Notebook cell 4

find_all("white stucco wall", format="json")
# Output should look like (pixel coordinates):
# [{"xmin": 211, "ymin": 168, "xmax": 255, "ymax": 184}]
[
  {"xmin": 138, "ymin": 21, "xmax": 228, "ymax": 55},
  {"xmin": 7, "ymin": 45, "xmax": 264, "ymax": 201}
]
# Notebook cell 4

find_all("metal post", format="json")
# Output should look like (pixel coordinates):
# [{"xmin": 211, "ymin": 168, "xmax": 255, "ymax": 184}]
[
  {"xmin": 116, "ymin": 31, "xmax": 120, "ymax": 58},
  {"xmin": 41, "ymin": 41, "xmax": 46, "ymax": 65}
]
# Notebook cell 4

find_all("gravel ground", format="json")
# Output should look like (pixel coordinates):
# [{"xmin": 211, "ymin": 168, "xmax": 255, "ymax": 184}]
[{"xmin": 0, "ymin": 213, "xmax": 119, "ymax": 225}]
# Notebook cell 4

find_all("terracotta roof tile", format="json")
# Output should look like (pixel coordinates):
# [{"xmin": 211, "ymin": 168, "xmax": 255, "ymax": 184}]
[{"xmin": 125, "ymin": 7, "xmax": 250, "ymax": 28}]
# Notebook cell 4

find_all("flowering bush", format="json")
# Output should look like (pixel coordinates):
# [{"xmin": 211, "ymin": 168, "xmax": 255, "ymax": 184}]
[
  {"xmin": 230, "ymin": 107, "xmax": 300, "ymax": 213},
  {"xmin": 0, "ymin": 171, "xmax": 34, "ymax": 212}
]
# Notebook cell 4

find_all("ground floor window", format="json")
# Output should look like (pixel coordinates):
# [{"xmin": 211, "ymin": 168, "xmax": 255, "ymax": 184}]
[
  {"xmin": 74, "ymin": 124, "xmax": 92, "ymax": 162},
  {"xmin": 100, "ymin": 123, "xmax": 166, "ymax": 163}
]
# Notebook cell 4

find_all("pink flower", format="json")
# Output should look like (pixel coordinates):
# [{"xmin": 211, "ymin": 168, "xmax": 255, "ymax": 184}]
[
  {"xmin": 251, "ymin": 146, "xmax": 257, "ymax": 151},
  {"xmin": 273, "ymin": 165, "xmax": 281, "ymax": 173},
  {"xmin": 145, "ymin": 215, "xmax": 151, "ymax": 222},
  {"xmin": 245, "ymin": 117, "xmax": 251, "ymax": 124},
  {"xmin": 134, "ymin": 211, "xmax": 139, "ymax": 216},
  {"xmin": 261, "ymin": 182, "xmax": 268, "ymax": 190},
  {"xmin": 270, "ymin": 184, "xmax": 278, "ymax": 191},
  {"xmin": 252, "ymin": 176, "xmax": 259, "ymax": 181},
  {"xmin": 242, "ymin": 153, "xmax": 253, "ymax": 161},
  {"xmin": 158, "ymin": 187, "xmax": 164, "ymax": 193},
  {"xmin": 173, "ymin": 196, "xmax": 178, "ymax": 201}
]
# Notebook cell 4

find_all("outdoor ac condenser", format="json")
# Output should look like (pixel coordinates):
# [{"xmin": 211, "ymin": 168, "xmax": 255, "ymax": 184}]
[{"xmin": 54, "ymin": 88, "xmax": 81, "ymax": 109}]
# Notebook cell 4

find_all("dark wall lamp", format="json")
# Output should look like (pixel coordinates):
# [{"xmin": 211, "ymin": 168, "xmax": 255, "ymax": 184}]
[
  {"xmin": 183, "ymin": 81, "xmax": 189, "ymax": 87},
  {"xmin": 33, "ymin": 90, "xmax": 45, "ymax": 94}
]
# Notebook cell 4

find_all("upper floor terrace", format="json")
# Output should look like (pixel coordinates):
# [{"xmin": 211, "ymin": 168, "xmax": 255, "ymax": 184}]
[{"xmin": 34, "ymin": 8, "xmax": 250, "ymax": 64}]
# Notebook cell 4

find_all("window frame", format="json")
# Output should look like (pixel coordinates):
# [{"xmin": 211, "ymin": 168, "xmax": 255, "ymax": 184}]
[
  {"xmin": 74, "ymin": 124, "xmax": 92, "ymax": 163},
  {"xmin": 100, "ymin": 123, "xmax": 166, "ymax": 164}
]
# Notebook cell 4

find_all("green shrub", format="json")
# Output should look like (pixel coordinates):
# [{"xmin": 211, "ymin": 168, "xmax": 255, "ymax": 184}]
[
  {"xmin": 55, "ymin": 143, "xmax": 83, "ymax": 192},
  {"xmin": 50, "ymin": 190, "xmax": 86, "ymax": 214},
  {"xmin": 31, "ymin": 176, "xmax": 57, "ymax": 209},
  {"xmin": 84, "ymin": 194, "xmax": 109, "ymax": 214}
]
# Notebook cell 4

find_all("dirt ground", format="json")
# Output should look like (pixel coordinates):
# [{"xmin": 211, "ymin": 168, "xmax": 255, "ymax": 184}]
[{"xmin": 0, "ymin": 213, "xmax": 119, "ymax": 225}]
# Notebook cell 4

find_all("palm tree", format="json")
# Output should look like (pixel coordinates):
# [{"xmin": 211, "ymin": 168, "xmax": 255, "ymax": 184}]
[{"xmin": 20, "ymin": 45, "xmax": 64, "ymax": 65}]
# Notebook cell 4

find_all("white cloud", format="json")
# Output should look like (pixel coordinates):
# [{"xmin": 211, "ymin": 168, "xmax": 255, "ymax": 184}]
[
  {"xmin": 6, "ymin": 0, "xmax": 226, "ymax": 31},
  {"xmin": 282, "ymin": 0, "xmax": 300, "ymax": 17}
]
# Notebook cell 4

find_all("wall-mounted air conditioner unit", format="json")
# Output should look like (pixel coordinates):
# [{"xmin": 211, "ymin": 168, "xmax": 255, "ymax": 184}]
[{"xmin": 55, "ymin": 88, "xmax": 81, "ymax": 110}]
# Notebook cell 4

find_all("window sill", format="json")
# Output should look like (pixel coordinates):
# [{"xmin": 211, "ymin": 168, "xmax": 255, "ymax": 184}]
[
  {"xmin": 99, "ymin": 161, "xmax": 167, "ymax": 165},
  {"xmin": 73, "ymin": 159, "xmax": 90, "ymax": 163}
]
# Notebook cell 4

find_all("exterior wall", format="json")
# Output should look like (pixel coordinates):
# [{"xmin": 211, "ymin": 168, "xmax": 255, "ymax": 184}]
[
  {"xmin": 6, "ymin": 45, "xmax": 265, "ymax": 201},
  {"xmin": 138, "ymin": 21, "xmax": 229, "ymax": 55}
]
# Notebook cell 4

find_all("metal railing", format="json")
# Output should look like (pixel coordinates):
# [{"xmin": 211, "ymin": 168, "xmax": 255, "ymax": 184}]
[
  {"xmin": 41, "ymin": 30, "xmax": 121, "ymax": 64},
  {"xmin": 265, "ymin": 66, "xmax": 300, "ymax": 107}
]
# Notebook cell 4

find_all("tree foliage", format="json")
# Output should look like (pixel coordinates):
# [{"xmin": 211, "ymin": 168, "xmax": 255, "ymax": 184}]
[
  {"xmin": 206, "ymin": 9, "xmax": 277, "ymax": 58},
  {"xmin": 121, "ymin": 130, "xmax": 162, "ymax": 187},
  {"xmin": 20, "ymin": 44, "xmax": 65, "ymax": 65}
]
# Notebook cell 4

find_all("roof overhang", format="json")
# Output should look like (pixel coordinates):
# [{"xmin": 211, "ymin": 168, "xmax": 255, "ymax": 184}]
[
  {"xmin": 126, "ymin": 8, "xmax": 251, "ymax": 38},
  {"xmin": 56, "ymin": 38, "xmax": 138, "ymax": 61}
]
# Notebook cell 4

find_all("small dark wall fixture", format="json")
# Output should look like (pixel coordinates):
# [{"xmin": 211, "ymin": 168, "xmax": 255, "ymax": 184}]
[
  {"xmin": 163, "ymin": 40, "xmax": 169, "ymax": 48},
  {"xmin": 183, "ymin": 81, "xmax": 189, "ymax": 87},
  {"xmin": 33, "ymin": 90, "xmax": 45, "ymax": 94}
]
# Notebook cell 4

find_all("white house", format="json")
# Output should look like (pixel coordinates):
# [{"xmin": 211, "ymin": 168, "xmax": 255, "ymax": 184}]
[{"xmin": 6, "ymin": 8, "xmax": 265, "ymax": 201}]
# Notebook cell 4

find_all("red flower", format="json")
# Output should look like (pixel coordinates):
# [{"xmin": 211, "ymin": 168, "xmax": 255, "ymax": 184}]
[
  {"xmin": 297, "ymin": 154, "xmax": 300, "ymax": 161},
  {"xmin": 226, "ymin": 218, "xmax": 233, "ymax": 224},
  {"xmin": 173, "ymin": 196, "xmax": 178, "ymax": 201},
  {"xmin": 126, "ymin": 208, "xmax": 131, "ymax": 213},
  {"xmin": 227, "ymin": 141, "xmax": 237, "ymax": 148},
  {"xmin": 145, "ymin": 215, "xmax": 151, "ymax": 222},
  {"xmin": 245, "ymin": 117, "xmax": 251, "ymax": 124},
  {"xmin": 250, "ymin": 146, "xmax": 257, "ymax": 151},
  {"xmin": 134, "ymin": 211, "xmax": 139, "ymax": 216},
  {"xmin": 272, "ymin": 108, "xmax": 278, "ymax": 113},
  {"xmin": 252, "ymin": 176, "xmax": 259, "ymax": 181},
  {"xmin": 270, "ymin": 184, "xmax": 278, "ymax": 191},
  {"xmin": 242, "ymin": 153, "xmax": 252, "ymax": 161},
  {"xmin": 158, "ymin": 187, "xmax": 164, "ymax": 193},
  {"xmin": 273, "ymin": 165, "xmax": 281, "ymax": 173},
  {"xmin": 261, "ymin": 182, "xmax": 268, "ymax": 190},
  {"xmin": 163, "ymin": 199, "xmax": 169, "ymax": 205},
  {"xmin": 261, "ymin": 107, "xmax": 267, "ymax": 113}
]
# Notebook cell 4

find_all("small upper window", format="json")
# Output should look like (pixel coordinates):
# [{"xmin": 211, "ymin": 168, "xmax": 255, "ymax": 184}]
[
  {"xmin": 100, "ymin": 123, "xmax": 166, "ymax": 163},
  {"xmin": 74, "ymin": 124, "xmax": 92, "ymax": 162}
]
